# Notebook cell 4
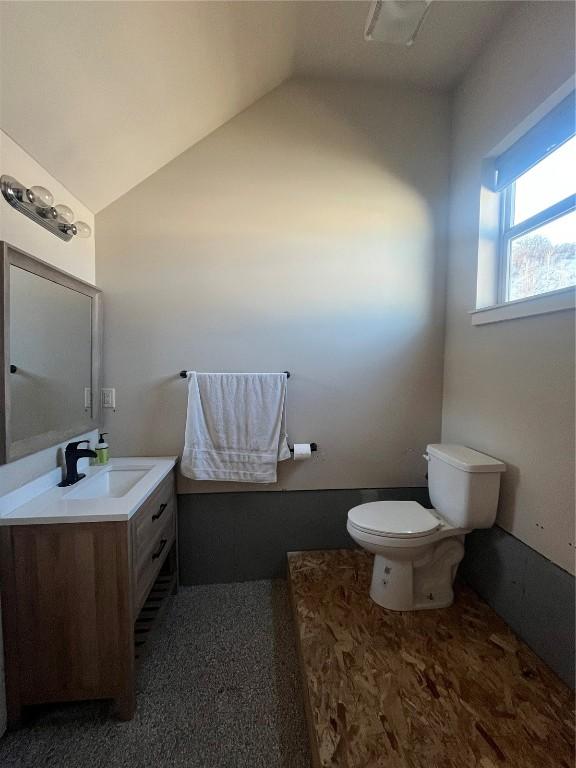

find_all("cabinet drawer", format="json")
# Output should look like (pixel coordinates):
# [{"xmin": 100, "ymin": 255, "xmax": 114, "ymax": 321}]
[
  {"xmin": 131, "ymin": 473, "xmax": 176, "ymax": 614},
  {"xmin": 133, "ymin": 474, "xmax": 175, "ymax": 563},
  {"xmin": 135, "ymin": 495, "xmax": 175, "ymax": 574},
  {"xmin": 135, "ymin": 511, "xmax": 175, "ymax": 614}
]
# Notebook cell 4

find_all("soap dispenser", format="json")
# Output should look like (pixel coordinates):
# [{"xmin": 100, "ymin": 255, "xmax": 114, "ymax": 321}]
[{"xmin": 95, "ymin": 433, "xmax": 109, "ymax": 465}]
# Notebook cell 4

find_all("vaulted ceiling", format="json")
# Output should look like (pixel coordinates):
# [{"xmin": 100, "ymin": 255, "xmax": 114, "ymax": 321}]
[
  {"xmin": 0, "ymin": 1, "xmax": 296, "ymax": 213},
  {"xmin": 0, "ymin": 1, "xmax": 510, "ymax": 213}
]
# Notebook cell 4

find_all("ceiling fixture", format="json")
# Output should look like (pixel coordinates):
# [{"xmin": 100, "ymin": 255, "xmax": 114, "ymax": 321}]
[
  {"xmin": 365, "ymin": 0, "xmax": 432, "ymax": 47},
  {"xmin": 0, "ymin": 175, "xmax": 92, "ymax": 241}
]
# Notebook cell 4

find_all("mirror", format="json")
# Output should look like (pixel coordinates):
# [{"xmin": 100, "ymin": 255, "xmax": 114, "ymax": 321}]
[{"xmin": 1, "ymin": 242, "xmax": 102, "ymax": 463}]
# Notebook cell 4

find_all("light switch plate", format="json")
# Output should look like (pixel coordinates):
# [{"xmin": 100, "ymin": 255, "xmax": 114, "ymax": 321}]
[{"xmin": 101, "ymin": 388, "xmax": 116, "ymax": 409}]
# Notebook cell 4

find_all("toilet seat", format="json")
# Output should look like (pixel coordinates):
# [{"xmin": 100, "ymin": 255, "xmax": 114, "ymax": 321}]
[{"xmin": 347, "ymin": 501, "xmax": 441, "ymax": 539}]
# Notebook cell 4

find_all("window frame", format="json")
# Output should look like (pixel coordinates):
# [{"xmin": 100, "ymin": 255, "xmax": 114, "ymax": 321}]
[
  {"xmin": 497, "ymin": 180, "xmax": 576, "ymax": 305},
  {"xmin": 472, "ymin": 83, "xmax": 576, "ymax": 325}
]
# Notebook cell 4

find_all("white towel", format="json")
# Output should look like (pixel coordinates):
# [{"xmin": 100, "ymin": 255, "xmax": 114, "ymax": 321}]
[{"xmin": 181, "ymin": 372, "xmax": 290, "ymax": 483}]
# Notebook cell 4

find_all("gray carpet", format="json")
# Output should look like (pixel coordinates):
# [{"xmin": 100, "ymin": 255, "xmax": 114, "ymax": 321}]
[{"xmin": 0, "ymin": 580, "xmax": 311, "ymax": 768}]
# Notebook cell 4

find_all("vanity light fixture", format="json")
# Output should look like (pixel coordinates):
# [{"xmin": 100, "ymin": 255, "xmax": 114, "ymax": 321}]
[{"xmin": 0, "ymin": 175, "xmax": 92, "ymax": 242}]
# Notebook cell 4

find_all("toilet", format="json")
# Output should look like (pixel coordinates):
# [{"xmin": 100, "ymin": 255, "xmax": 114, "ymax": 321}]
[{"xmin": 347, "ymin": 444, "xmax": 506, "ymax": 611}]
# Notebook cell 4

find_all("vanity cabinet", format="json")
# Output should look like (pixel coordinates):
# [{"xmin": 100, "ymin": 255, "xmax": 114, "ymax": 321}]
[{"xmin": 0, "ymin": 468, "xmax": 177, "ymax": 728}]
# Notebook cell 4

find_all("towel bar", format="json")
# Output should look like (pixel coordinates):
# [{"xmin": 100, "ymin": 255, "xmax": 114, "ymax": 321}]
[{"xmin": 179, "ymin": 370, "xmax": 291, "ymax": 379}]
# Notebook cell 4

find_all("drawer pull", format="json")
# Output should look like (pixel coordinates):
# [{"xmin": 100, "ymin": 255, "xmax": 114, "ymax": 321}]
[
  {"xmin": 152, "ymin": 503, "xmax": 168, "ymax": 521},
  {"xmin": 152, "ymin": 539, "xmax": 167, "ymax": 560}
]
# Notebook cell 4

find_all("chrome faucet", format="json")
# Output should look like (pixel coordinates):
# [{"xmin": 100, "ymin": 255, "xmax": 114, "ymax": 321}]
[{"xmin": 58, "ymin": 440, "xmax": 97, "ymax": 487}]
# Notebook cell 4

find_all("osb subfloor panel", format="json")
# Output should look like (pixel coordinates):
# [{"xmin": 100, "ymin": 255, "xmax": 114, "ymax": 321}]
[{"xmin": 288, "ymin": 549, "xmax": 575, "ymax": 768}]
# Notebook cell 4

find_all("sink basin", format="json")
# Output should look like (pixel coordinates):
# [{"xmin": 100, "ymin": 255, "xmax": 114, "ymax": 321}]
[{"xmin": 65, "ymin": 469, "xmax": 149, "ymax": 500}]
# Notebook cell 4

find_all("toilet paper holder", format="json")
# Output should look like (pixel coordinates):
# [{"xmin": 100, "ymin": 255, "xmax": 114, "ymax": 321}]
[{"xmin": 289, "ymin": 443, "xmax": 317, "ymax": 453}]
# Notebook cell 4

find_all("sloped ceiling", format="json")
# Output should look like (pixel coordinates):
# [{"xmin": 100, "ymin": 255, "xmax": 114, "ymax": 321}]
[
  {"xmin": 0, "ymin": 1, "xmax": 509, "ymax": 213},
  {"xmin": 0, "ymin": 1, "xmax": 297, "ymax": 212}
]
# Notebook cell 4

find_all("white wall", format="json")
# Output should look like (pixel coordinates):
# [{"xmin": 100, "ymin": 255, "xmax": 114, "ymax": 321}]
[
  {"xmin": 0, "ymin": 130, "xmax": 97, "ymax": 734},
  {"xmin": 442, "ymin": 1, "xmax": 575, "ymax": 575},
  {"xmin": 96, "ymin": 79, "xmax": 451, "ymax": 494}
]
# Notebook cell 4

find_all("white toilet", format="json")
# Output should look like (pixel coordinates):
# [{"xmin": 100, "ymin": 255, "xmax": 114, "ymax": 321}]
[{"xmin": 347, "ymin": 444, "xmax": 506, "ymax": 611}]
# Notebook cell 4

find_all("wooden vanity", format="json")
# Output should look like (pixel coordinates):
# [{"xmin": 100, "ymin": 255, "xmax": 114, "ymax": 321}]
[{"xmin": 0, "ymin": 464, "xmax": 177, "ymax": 728}]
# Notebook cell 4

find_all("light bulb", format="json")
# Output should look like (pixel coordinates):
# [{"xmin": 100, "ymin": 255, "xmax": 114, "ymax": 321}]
[
  {"xmin": 73, "ymin": 221, "xmax": 91, "ymax": 238},
  {"xmin": 55, "ymin": 204, "xmax": 75, "ymax": 223},
  {"xmin": 26, "ymin": 185, "xmax": 54, "ymax": 207},
  {"xmin": 38, "ymin": 206, "xmax": 58, "ymax": 220}
]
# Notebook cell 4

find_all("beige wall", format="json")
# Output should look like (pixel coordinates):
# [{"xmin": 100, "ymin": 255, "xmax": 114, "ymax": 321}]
[
  {"xmin": 97, "ymin": 79, "xmax": 451, "ymax": 493},
  {"xmin": 442, "ymin": 1, "xmax": 575, "ymax": 574}
]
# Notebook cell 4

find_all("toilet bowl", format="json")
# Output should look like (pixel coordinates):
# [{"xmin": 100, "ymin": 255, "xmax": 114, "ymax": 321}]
[
  {"xmin": 347, "ymin": 501, "xmax": 466, "ymax": 610},
  {"xmin": 347, "ymin": 444, "xmax": 506, "ymax": 611}
]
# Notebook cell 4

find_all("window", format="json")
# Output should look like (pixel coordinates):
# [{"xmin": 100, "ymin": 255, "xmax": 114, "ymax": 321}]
[
  {"xmin": 492, "ymin": 92, "xmax": 576, "ymax": 307},
  {"xmin": 499, "ymin": 136, "xmax": 576, "ymax": 302}
]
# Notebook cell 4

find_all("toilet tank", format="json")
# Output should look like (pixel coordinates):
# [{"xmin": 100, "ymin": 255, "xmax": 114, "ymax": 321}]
[{"xmin": 425, "ymin": 444, "xmax": 506, "ymax": 529}]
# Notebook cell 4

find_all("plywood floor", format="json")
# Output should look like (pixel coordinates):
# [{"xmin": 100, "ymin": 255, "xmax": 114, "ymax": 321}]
[{"xmin": 288, "ymin": 549, "xmax": 574, "ymax": 768}]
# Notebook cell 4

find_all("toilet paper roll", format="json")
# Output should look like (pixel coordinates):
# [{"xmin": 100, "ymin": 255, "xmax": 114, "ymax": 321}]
[{"xmin": 293, "ymin": 443, "xmax": 312, "ymax": 461}]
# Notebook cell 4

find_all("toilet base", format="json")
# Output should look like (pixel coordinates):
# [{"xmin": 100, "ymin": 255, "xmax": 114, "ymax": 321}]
[{"xmin": 369, "ymin": 538, "xmax": 465, "ymax": 611}]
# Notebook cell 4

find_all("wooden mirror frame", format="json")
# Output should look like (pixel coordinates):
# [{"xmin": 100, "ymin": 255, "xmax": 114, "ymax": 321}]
[{"xmin": 0, "ymin": 241, "xmax": 102, "ymax": 464}]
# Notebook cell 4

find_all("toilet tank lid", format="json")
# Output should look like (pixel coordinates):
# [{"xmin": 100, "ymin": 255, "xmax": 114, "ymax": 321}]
[{"xmin": 427, "ymin": 444, "xmax": 506, "ymax": 473}]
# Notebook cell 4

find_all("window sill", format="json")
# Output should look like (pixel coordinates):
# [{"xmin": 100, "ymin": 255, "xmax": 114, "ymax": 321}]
[{"xmin": 470, "ymin": 286, "xmax": 575, "ymax": 325}]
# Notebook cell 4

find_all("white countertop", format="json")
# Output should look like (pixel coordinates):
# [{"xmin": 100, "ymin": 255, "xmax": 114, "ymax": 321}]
[{"xmin": 0, "ymin": 457, "xmax": 177, "ymax": 525}]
